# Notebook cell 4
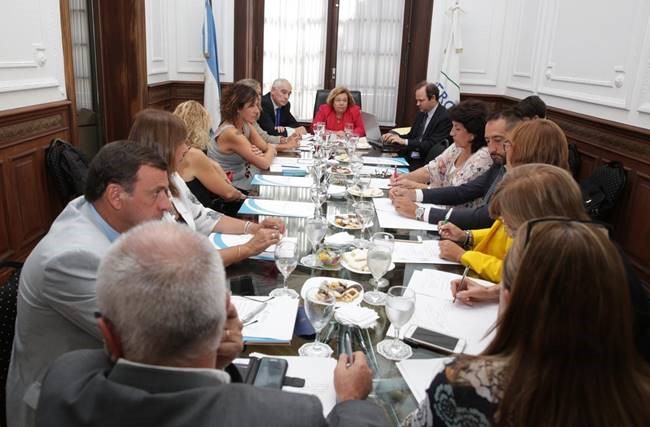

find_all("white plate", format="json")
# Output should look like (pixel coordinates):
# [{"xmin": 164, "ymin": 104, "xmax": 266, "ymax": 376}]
[
  {"xmin": 329, "ymin": 165, "xmax": 353, "ymax": 175},
  {"xmin": 334, "ymin": 154, "xmax": 350, "ymax": 163},
  {"xmin": 328, "ymin": 214, "xmax": 373, "ymax": 230},
  {"xmin": 340, "ymin": 250, "xmax": 396, "ymax": 275},
  {"xmin": 347, "ymin": 186, "xmax": 384, "ymax": 198},
  {"xmin": 301, "ymin": 277, "xmax": 364, "ymax": 307}
]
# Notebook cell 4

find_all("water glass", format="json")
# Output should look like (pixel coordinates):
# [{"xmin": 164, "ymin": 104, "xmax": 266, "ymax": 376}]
[
  {"xmin": 310, "ymin": 183, "xmax": 327, "ymax": 217},
  {"xmin": 376, "ymin": 286, "xmax": 416, "ymax": 360},
  {"xmin": 270, "ymin": 240, "xmax": 299, "ymax": 298},
  {"xmin": 344, "ymin": 123, "xmax": 354, "ymax": 139},
  {"xmin": 353, "ymin": 201, "xmax": 374, "ymax": 247},
  {"xmin": 298, "ymin": 287, "xmax": 335, "ymax": 357},
  {"xmin": 302, "ymin": 217, "xmax": 328, "ymax": 268},
  {"xmin": 369, "ymin": 232, "xmax": 394, "ymax": 290}
]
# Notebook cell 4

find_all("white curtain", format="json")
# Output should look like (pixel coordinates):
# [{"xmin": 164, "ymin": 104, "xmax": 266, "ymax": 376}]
[
  {"xmin": 70, "ymin": 0, "xmax": 93, "ymax": 110},
  {"xmin": 263, "ymin": 0, "xmax": 328, "ymax": 122},
  {"xmin": 336, "ymin": 0, "xmax": 405, "ymax": 125}
]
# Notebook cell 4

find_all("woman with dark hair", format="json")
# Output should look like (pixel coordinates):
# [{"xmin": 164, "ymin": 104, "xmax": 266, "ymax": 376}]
[
  {"xmin": 128, "ymin": 108, "xmax": 284, "ymax": 267},
  {"xmin": 391, "ymin": 100, "xmax": 492, "ymax": 207},
  {"xmin": 311, "ymin": 86, "xmax": 365, "ymax": 137},
  {"xmin": 208, "ymin": 83, "xmax": 277, "ymax": 192},
  {"xmin": 402, "ymin": 219, "xmax": 650, "ymax": 426}
]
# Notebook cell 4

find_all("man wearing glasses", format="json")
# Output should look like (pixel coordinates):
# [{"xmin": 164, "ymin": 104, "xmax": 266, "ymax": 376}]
[{"xmin": 390, "ymin": 109, "xmax": 522, "ymax": 229}]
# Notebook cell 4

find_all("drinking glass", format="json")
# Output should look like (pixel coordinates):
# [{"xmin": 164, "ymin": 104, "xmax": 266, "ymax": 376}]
[
  {"xmin": 314, "ymin": 122, "xmax": 326, "ymax": 138},
  {"xmin": 376, "ymin": 286, "xmax": 416, "ymax": 360},
  {"xmin": 302, "ymin": 217, "xmax": 328, "ymax": 267},
  {"xmin": 353, "ymin": 201, "xmax": 374, "ymax": 248},
  {"xmin": 270, "ymin": 240, "xmax": 299, "ymax": 298},
  {"xmin": 364, "ymin": 241, "xmax": 392, "ymax": 305},
  {"xmin": 346, "ymin": 135, "xmax": 358, "ymax": 157},
  {"xmin": 355, "ymin": 174, "xmax": 371, "ymax": 197},
  {"xmin": 310, "ymin": 183, "xmax": 327, "ymax": 217},
  {"xmin": 344, "ymin": 123, "xmax": 354, "ymax": 139},
  {"xmin": 368, "ymin": 232, "xmax": 394, "ymax": 290},
  {"xmin": 298, "ymin": 287, "xmax": 335, "ymax": 357}
]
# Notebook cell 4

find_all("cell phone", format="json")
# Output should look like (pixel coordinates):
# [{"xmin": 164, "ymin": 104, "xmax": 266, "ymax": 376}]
[
  {"xmin": 229, "ymin": 276, "xmax": 255, "ymax": 296},
  {"xmin": 404, "ymin": 325, "xmax": 466, "ymax": 354},
  {"xmin": 252, "ymin": 357, "xmax": 288, "ymax": 389}
]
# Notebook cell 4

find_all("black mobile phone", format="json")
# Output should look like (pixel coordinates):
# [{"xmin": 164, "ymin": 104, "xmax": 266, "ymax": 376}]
[
  {"xmin": 405, "ymin": 326, "xmax": 465, "ymax": 353},
  {"xmin": 252, "ymin": 357, "xmax": 288, "ymax": 389},
  {"xmin": 229, "ymin": 276, "xmax": 255, "ymax": 296}
]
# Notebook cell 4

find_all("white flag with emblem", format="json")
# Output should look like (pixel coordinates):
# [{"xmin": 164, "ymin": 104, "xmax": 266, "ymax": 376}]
[{"xmin": 437, "ymin": 0, "xmax": 463, "ymax": 109}]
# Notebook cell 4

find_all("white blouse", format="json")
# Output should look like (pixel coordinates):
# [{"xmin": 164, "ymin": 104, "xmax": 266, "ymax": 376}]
[{"xmin": 164, "ymin": 172, "xmax": 223, "ymax": 235}]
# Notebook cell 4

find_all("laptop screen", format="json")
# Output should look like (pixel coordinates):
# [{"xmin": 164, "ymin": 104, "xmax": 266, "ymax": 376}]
[{"xmin": 361, "ymin": 111, "xmax": 382, "ymax": 143}]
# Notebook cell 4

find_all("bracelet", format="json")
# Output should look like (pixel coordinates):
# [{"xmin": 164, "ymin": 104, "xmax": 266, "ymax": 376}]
[
  {"xmin": 243, "ymin": 221, "xmax": 252, "ymax": 234},
  {"xmin": 463, "ymin": 231, "xmax": 472, "ymax": 248}
]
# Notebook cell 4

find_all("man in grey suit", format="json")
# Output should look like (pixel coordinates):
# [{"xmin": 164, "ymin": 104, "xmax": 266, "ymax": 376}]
[
  {"xmin": 35, "ymin": 222, "xmax": 388, "ymax": 427},
  {"xmin": 7, "ymin": 142, "xmax": 245, "ymax": 427}
]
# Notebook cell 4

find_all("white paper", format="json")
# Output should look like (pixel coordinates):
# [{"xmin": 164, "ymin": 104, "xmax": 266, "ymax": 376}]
[
  {"xmin": 369, "ymin": 178, "xmax": 391, "ymax": 189},
  {"xmin": 251, "ymin": 174, "xmax": 313, "ymax": 187},
  {"xmin": 231, "ymin": 296, "xmax": 268, "ymax": 323},
  {"xmin": 398, "ymin": 269, "xmax": 499, "ymax": 355},
  {"xmin": 271, "ymin": 157, "xmax": 314, "ymax": 167},
  {"xmin": 392, "ymin": 240, "xmax": 460, "ymax": 265},
  {"xmin": 359, "ymin": 165, "xmax": 407, "ymax": 176},
  {"xmin": 249, "ymin": 354, "xmax": 338, "ymax": 418},
  {"xmin": 396, "ymin": 358, "xmax": 451, "ymax": 404},
  {"xmin": 361, "ymin": 156, "xmax": 408, "ymax": 166},
  {"xmin": 242, "ymin": 296, "xmax": 299, "ymax": 344},
  {"xmin": 239, "ymin": 199, "xmax": 315, "ymax": 217},
  {"xmin": 372, "ymin": 198, "xmax": 439, "ymax": 231}
]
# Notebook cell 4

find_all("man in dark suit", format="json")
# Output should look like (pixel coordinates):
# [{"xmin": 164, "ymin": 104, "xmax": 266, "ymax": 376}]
[
  {"xmin": 258, "ymin": 78, "xmax": 307, "ymax": 137},
  {"xmin": 35, "ymin": 221, "xmax": 389, "ymax": 427},
  {"xmin": 383, "ymin": 81, "xmax": 452, "ymax": 170}
]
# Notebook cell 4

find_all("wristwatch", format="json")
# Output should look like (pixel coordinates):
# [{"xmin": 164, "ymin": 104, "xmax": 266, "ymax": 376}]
[{"xmin": 415, "ymin": 206, "xmax": 425, "ymax": 221}]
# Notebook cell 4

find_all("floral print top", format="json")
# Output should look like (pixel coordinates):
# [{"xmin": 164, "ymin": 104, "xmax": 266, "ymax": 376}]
[
  {"xmin": 401, "ymin": 358, "xmax": 506, "ymax": 427},
  {"xmin": 426, "ymin": 145, "xmax": 492, "ymax": 208}
]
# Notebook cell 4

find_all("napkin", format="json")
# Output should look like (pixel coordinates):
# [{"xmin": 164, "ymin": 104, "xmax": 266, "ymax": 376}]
[
  {"xmin": 342, "ymin": 248, "xmax": 368, "ymax": 272},
  {"xmin": 324, "ymin": 232, "xmax": 355, "ymax": 246},
  {"xmin": 335, "ymin": 305, "xmax": 379, "ymax": 328}
]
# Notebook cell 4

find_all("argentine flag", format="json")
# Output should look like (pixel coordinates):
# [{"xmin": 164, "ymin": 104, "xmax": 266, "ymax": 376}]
[
  {"xmin": 437, "ymin": 0, "xmax": 463, "ymax": 109},
  {"xmin": 203, "ymin": 0, "xmax": 221, "ymax": 136}
]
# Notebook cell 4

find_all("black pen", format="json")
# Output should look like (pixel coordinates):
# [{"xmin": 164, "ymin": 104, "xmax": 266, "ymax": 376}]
[{"xmin": 453, "ymin": 265, "xmax": 470, "ymax": 304}]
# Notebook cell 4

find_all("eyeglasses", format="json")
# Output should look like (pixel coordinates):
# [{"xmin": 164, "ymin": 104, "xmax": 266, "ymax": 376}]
[
  {"xmin": 523, "ymin": 217, "xmax": 611, "ymax": 247},
  {"xmin": 503, "ymin": 140, "xmax": 512, "ymax": 150}
]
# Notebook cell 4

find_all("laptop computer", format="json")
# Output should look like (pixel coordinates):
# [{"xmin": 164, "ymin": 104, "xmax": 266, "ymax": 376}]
[{"xmin": 361, "ymin": 111, "xmax": 403, "ymax": 153}]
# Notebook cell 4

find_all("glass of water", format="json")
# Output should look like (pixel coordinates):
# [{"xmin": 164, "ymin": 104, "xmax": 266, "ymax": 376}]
[
  {"xmin": 364, "ymin": 237, "xmax": 393, "ymax": 306},
  {"xmin": 270, "ymin": 240, "xmax": 299, "ymax": 298},
  {"xmin": 298, "ymin": 287, "xmax": 335, "ymax": 357},
  {"xmin": 301, "ymin": 217, "xmax": 328, "ymax": 268},
  {"xmin": 310, "ymin": 183, "xmax": 328, "ymax": 218},
  {"xmin": 376, "ymin": 286, "xmax": 416, "ymax": 360},
  {"xmin": 353, "ymin": 201, "xmax": 374, "ymax": 247},
  {"xmin": 369, "ymin": 232, "xmax": 394, "ymax": 290}
]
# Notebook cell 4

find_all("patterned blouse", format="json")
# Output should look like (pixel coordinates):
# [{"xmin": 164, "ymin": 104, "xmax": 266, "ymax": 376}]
[
  {"xmin": 401, "ymin": 358, "xmax": 506, "ymax": 427},
  {"xmin": 426, "ymin": 145, "xmax": 492, "ymax": 208}
]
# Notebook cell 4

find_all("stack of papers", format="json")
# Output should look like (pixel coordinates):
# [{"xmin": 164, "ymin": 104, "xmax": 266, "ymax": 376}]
[
  {"xmin": 231, "ymin": 296, "xmax": 268, "ymax": 323},
  {"xmin": 251, "ymin": 174, "xmax": 312, "ymax": 187},
  {"xmin": 361, "ymin": 156, "xmax": 409, "ymax": 166},
  {"xmin": 372, "ymin": 198, "xmax": 440, "ymax": 231},
  {"xmin": 400, "ymin": 269, "xmax": 499, "ymax": 355},
  {"xmin": 334, "ymin": 305, "xmax": 379, "ymax": 328},
  {"xmin": 249, "ymin": 353, "xmax": 337, "ymax": 417},
  {"xmin": 239, "ymin": 296, "xmax": 299, "ymax": 344},
  {"xmin": 396, "ymin": 357, "xmax": 452, "ymax": 404},
  {"xmin": 210, "ymin": 234, "xmax": 297, "ymax": 261},
  {"xmin": 392, "ymin": 240, "xmax": 460, "ymax": 265}
]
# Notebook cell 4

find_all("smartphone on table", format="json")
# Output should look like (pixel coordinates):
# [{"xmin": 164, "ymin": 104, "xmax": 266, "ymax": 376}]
[
  {"xmin": 252, "ymin": 357, "xmax": 288, "ymax": 389},
  {"xmin": 404, "ymin": 325, "xmax": 466, "ymax": 354}
]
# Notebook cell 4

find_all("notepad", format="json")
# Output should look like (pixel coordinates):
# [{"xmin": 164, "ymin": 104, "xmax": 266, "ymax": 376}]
[
  {"xmin": 396, "ymin": 357, "xmax": 452, "ymax": 404},
  {"xmin": 242, "ymin": 296, "xmax": 299, "ymax": 344},
  {"xmin": 392, "ymin": 240, "xmax": 460, "ymax": 265},
  {"xmin": 361, "ymin": 156, "xmax": 409, "ymax": 166},
  {"xmin": 372, "ymin": 198, "xmax": 440, "ymax": 231},
  {"xmin": 238, "ymin": 199, "xmax": 314, "ymax": 217},
  {"xmin": 251, "ymin": 174, "xmax": 313, "ymax": 187}
]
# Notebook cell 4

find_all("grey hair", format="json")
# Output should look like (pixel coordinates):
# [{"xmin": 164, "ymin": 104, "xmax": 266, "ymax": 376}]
[
  {"xmin": 96, "ymin": 221, "xmax": 227, "ymax": 365},
  {"xmin": 237, "ymin": 78, "xmax": 262, "ymax": 93},
  {"xmin": 272, "ymin": 78, "xmax": 290, "ymax": 89}
]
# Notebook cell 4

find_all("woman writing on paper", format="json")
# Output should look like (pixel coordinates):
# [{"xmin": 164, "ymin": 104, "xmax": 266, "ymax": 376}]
[
  {"xmin": 390, "ymin": 100, "xmax": 492, "ymax": 208},
  {"xmin": 312, "ymin": 86, "xmax": 365, "ymax": 137},
  {"xmin": 208, "ymin": 83, "xmax": 278, "ymax": 192},
  {"xmin": 128, "ymin": 108, "xmax": 284, "ymax": 266},
  {"xmin": 401, "ymin": 220, "xmax": 650, "ymax": 426},
  {"xmin": 173, "ymin": 100, "xmax": 246, "ymax": 217}
]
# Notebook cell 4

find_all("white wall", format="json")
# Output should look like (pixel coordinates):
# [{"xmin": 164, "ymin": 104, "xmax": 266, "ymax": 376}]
[
  {"xmin": 0, "ymin": 0, "xmax": 67, "ymax": 111},
  {"xmin": 427, "ymin": 0, "xmax": 650, "ymax": 129},
  {"xmin": 145, "ymin": 0, "xmax": 234, "ymax": 84}
]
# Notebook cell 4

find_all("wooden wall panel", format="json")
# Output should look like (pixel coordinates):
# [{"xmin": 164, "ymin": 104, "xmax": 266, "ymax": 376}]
[
  {"xmin": 0, "ymin": 101, "xmax": 71, "ymax": 281},
  {"xmin": 146, "ymin": 81, "xmax": 229, "ymax": 112}
]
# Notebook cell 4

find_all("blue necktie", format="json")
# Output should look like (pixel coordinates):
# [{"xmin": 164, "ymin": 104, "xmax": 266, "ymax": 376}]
[{"xmin": 275, "ymin": 109, "xmax": 280, "ymax": 127}]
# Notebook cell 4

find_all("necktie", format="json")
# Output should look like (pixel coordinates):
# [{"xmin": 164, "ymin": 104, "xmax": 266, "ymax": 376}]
[{"xmin": 275, "ymin": 109, "xmax": 280, "ymax": 127}]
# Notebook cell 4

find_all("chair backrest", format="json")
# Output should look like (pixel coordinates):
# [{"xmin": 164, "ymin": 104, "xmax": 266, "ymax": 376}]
[
  {"xmin": 312, "ymin": 89, "xmax": 363, "ymax": 119},
  {"xmin": 0, "ymin": 260, "xmax": 23, "ymax": 427}
]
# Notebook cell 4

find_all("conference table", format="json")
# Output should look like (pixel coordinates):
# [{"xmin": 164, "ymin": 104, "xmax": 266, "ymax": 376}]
[{"xmin": 224, "ymin": 146, "xmax": 466, "ymax": 424}]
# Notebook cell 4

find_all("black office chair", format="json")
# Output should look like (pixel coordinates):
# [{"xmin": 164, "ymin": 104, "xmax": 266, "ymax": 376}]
[
  {"xmin": 0, "ymin": 260, "xmax": 23, "ymax": 427},
  {"xmin": 312, "ymin": 89, "xmax": 363, "ymax": 118}
]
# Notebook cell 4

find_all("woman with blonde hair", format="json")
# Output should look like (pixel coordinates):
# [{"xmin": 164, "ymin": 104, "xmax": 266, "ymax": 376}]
[
  {"xmin": 208, "ymin": 83, "xmax": 277, "ymax": 191},
  {"xmin": 312, "ymin": 86, "xmax": 365, "ymax": 137},
  {"xmin": 402, "ymin": 219, "xmax": 650, "ymax": 426},
  {"xmin": 507, "ymin": 118, "xmax": 569, "ymax": 170},
  {"xmin": 128, "ymin": 108, "xmax": 284, "ymax": 267},
  {"xmin": 173, "ymin": 100, "xmax": 245, "ymax": 216}
]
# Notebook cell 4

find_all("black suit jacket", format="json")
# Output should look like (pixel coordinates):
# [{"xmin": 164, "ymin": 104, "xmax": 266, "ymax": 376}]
[
  {"xmin": 402, "ymin": 105, "xmax": 452, "ymax": 169},
  {"xmin": 36, "ymin": 349, "xmax": 390, "ymax": 427},
  {"xmin": 258, "ymin": 92, "xmax": 300, "ymax": 136}
]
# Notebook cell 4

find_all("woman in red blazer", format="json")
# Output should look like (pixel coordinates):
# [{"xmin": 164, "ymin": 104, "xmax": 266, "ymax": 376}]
[{"xmin": 312, "ymin": 86, "xmax": 366, "ymax": 136}]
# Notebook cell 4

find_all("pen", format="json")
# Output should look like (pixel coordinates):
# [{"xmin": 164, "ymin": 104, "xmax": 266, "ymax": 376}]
[
  {"xmin": 453, "ymin": 265, "xmax": 470, "ymax": 304},
  {"xmin": 392, "ymin": 165, "xmax": 398, "ymax": 179},
  {"xmin": 443, "ymin": 208, "xmax": 454, "ymax": 224}
]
